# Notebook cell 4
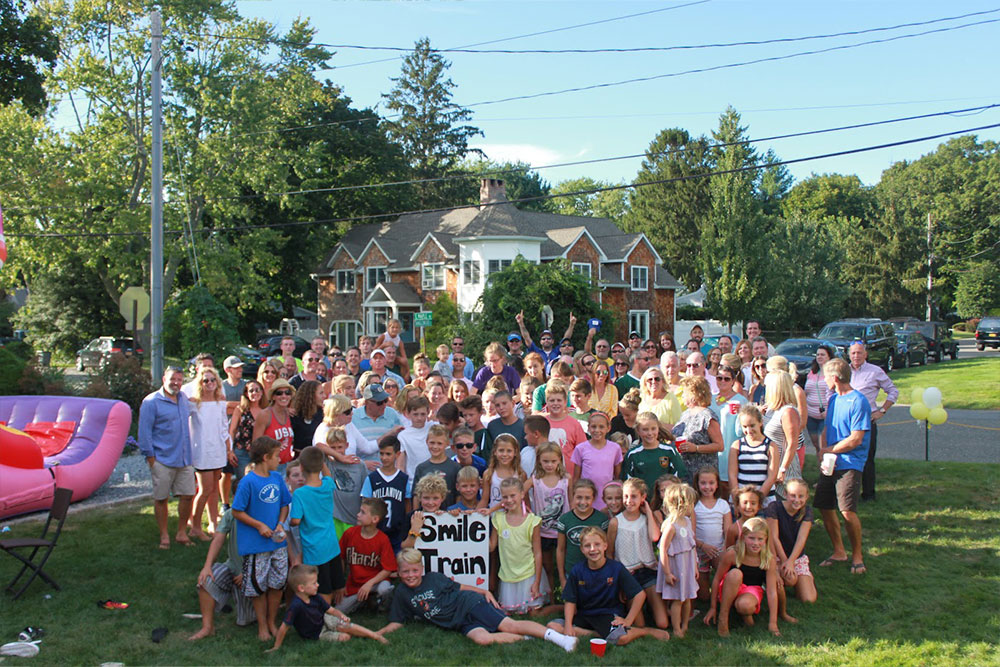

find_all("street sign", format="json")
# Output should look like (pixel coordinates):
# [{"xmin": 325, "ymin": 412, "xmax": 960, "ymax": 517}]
[
  {"xmin": 120, "ymin": 286, "xmax": 150, "ymax": 330},
  {"xmin": 414, "ymin": 312, "xmax": 433, "ymax": 327}
]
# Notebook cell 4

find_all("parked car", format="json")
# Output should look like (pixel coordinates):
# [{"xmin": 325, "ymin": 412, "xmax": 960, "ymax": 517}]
[
  {"xmin": 816, "ymin": 319, "xmax": 897, "ymax": 371},
  {"xmin": 701, "ymin": 333, "xmax": 742, "ymax": 352},
  {"xmin": 187, "ymin": 346, "xmax": 264, "ymax": 379},
  {"xmin": 76, "ymin": 336, "xmax": 144, "ymax": 371},
  {"xmin": 894, "ymin": 330, "xmax": 928, "ymax": 368},
  {"xmin": 888, "ymin": 316, "xmax": 920, "ymax": 332},
  {"xmin": 975, "ymin": 316, "xmax": 1000, "ymax": 350},
  {"xmin": 902, "ymin": 321, "xmax": 958, "ymax": 361},
  {"xmin": 256, "ymin": 334, "xmax": 311, "ymax": 358},
  {"xmin": 773, "ymin": 338, "xmax": 844, "ymax": 384}
]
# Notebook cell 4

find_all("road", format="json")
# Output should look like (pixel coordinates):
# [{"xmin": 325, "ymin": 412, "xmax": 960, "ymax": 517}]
[{"xmin": 875, "ymin": 405, "xmax": 1000, "ymax": 464}]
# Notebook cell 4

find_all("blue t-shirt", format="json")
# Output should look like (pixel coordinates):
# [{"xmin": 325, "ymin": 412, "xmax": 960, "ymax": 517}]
[
  {"xmin": 563, "ymin": 558, "xmax": 641, "ymax": 617},
  {"xmin": 825, "ymin": 389, "xmax": 871, "ymax": 472},
  {"xmin": 290, "ymin": 476, "xmax": 340, "ymax": 565},
  {"xmin": 451, "ymin": 454, "xmax": 487, "ymax": 475},
  {"xmin": 232, "ymin": 470, "xmax": 291, "ymax": 556},
  {"xmin": 283, "ymin": 594, "xmax": 330, "ymax": 640}
]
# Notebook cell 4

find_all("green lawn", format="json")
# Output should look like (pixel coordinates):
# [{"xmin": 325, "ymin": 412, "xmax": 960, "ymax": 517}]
[
  {"xmin": 1, "ymin": 458, "xmax": 998, "ymax": 665},
  {"xmin": 882, "ymin": 357, "xmax": 1000, "ymax": 410}
]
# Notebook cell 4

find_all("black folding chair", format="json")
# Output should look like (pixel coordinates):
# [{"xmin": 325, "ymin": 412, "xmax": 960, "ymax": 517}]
[{"xmin": 2, "ymin": 487, "xmax": 73, "ymax": 600}]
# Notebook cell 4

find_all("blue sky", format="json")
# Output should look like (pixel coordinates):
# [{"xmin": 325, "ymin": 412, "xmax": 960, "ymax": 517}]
[{"xmin": 237, "ymin": 0, "xmax": 1000, "ymax": 187}]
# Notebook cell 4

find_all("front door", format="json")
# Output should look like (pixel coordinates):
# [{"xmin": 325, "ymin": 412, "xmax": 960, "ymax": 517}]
[{"xmin": 398, "ymin": 312, "xmax": 416, "ymax": 343}]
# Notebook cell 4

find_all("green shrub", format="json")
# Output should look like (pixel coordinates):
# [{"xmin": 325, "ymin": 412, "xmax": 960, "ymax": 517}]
[
  {"xmin": 0, "ymin": 348, "xmax": 26, "ymax": 394},
  {"xmin": 82, "ymin": 353, "xmax": 153, "ymax": 416},
  {"xmin": 16, "ymin": 360, "xmax": 70, "ymax": 396}
]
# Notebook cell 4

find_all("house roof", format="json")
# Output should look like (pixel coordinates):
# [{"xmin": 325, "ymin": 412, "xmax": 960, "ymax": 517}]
[
  {"xmin": 363, "ymin": 282, "xmax": 422, "ymax": 307},
  {"xmin": 315, "ymin": 190, "xmax": 677, "ymax": 289}
]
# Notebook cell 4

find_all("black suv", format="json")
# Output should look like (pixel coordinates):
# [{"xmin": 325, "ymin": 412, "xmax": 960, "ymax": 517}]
[
  {"xmin": 975, "ymin": 317, "xmax": 1000, "ymax": 350},
  {"xmin": 902, "ymin": 321, "xmax": 958, "ymax": 361},
  {"xmin": 817, "ymin": 319, "xmax": 898, "ymax": 371},
  {"xmin": 256, "ymin": 334, "xmax": 311, "ymax": 357}
]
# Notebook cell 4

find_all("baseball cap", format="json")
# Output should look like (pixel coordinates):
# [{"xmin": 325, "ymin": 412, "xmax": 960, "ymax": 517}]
[
  {"xmin": 611, "ymin": 342, "xmax": 626, "ymax": 351},
  {"xmin": 223, "ymin": 355, "xmax": 243, "ymax": 369},
  {"xmin": 629, "ymin": 331, "xmax": 640, "ymax": 339},
  {"xmin": 540, "ymin": 329, "xmax": 554, "ymax": 337},
  {"xmin": 370, "ymin": 348, "xmax": 386, "ymax": 358},
  {"xmin": 362, "ymin": 383, "xmax": 390, "ymax": 403},
  {"xmin": 559, "ymin": 338, "xmax": 573, "ymax": 346},
  {"xmin": 507, "ymin": 332, "xmax": 523, "ymax": 342}
]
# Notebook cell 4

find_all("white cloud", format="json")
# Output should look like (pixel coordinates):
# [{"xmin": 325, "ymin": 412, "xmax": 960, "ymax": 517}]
[{"xmin": 470, "ymin": 143, "xmax": 563, "ymax": 167}]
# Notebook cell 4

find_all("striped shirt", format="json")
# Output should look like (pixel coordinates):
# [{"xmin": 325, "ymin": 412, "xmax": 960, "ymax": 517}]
[{"xmin": 735, "ymin": 436, "xmax": 772, "ymax": 493}]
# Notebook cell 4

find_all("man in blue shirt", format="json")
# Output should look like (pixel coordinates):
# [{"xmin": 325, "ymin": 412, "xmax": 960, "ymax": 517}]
[
  {"xmin": 138, "ymin": 366, "xmax": 196, "ymax": 549},
  {"xmin": 814, "ymin": 357, "xmax": 871, "ymax": 575},
  {"xmin": 516, "ymin": 310, "xmax": 578, "ymax": 366},
  {"xmin": 351, "ymin": 384, "xmax": 404, "ymax": 463}
]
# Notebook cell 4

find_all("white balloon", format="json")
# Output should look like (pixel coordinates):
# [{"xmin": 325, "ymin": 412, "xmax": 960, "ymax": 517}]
[{"xmin": 922, "ymin": 387, "xmax": 943, "ymax": 409}]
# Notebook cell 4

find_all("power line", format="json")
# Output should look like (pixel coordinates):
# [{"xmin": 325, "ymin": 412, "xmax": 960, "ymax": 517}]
[
  {"xmin": 194, "ymin": 7, "xmax": 1000, "ymax": 55},
  {"xmin": 6, "ymin": 103, "xmax": 998, "ymax": 214},
  {"xmin": 466, "ymin": 18, "xmax": 1000, "ymax": 107},
  {"xmin": 7, "ymin": 121, "xmax": 998, "ymax": 239}
]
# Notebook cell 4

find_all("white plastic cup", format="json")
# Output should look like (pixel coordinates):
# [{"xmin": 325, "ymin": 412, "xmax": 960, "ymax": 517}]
[{"xmin": 821, "ymin": 453, "xmax": 837, "ymax": 476}]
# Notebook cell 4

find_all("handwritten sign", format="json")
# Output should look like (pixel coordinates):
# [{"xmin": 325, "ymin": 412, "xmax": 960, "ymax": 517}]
[{"xmin": 414, "ymin": 512, "xmax": 490, "ymax": 587}]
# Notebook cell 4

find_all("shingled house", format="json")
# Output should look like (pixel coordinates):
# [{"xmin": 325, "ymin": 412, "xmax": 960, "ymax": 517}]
[{"xmin": 313, "ymin": 179, "xmax": 682, "ymax": 348}]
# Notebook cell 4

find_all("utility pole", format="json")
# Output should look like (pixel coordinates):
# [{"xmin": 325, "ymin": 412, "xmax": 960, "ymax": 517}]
[
  {"xmin": 926, "ymin": 212, "xmax": 933, "ymax": 321},
  {"xmin": 150, "ymin": 9, "xmax": 164, "ymax": 381}
]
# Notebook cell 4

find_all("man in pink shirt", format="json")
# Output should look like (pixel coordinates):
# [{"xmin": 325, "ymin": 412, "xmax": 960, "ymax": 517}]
[{"xmin": 848, "ymin": 342, "xmax": 898, "ymax": 501}]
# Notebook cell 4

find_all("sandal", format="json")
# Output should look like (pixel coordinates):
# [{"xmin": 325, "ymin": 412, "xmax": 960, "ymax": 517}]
[
  {"xmin": 850, "ymin": 562, "xmax": 867, "ymax": 575},
  {"xmin": 819, "ymin": 556, "xmax": 848, "ymax": 567}
]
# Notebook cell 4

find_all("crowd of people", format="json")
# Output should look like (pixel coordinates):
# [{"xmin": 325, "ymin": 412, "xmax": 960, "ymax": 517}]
[{"xmin": 136, "ymin": 315, "xmax": 896, "ymax": 651}]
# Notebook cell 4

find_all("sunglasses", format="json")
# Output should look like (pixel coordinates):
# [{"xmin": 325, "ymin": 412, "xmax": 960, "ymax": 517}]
[
  {"xmin": 582, "ymin": 359, "xmax": 595, "ymax": 366},
  {"xmin": 453, "ymin": 442, "xmax": 475, "ymax": 450},
  {"xmin": 646, "ymin": 377, "xmax": 663, "ymax": 383},
  {"xmin": 452, "ymin": 341, "xmax": 464, "ymax": 346},
  {"xmin": 615, "ymin": 362, "xmax": 629, "ymax": 367},
  {"xmin": 273, "ymin": 389, "xmax": 292, "ymax": 397},
  {"xmin": 341, "ymin": 408, "xmax": 353, "ymax": 416},
  {"xmin": 202, "ymin": 378, "xmax": 217, "ymax": 384},
  {"xmin": 247, "ymin": 386, "xmax": 262, "ymax": 393},
  {"xmin": 688, "ymin": 361, "xmax": 703, "ymax": 367},
  {"xmin": 374, "ymin": 399, "xmax": 388, "ymax": 406},
  {"xmin": 717, "ymin": 375, "xmax": 734, "ymax": 382},
  {"xmin": 595, "ymin": 371, "xmax": 609, "ymax": 377},
  {"xmin": 754, "ymin": 364, "xmax": 767, "ymax": 370}
]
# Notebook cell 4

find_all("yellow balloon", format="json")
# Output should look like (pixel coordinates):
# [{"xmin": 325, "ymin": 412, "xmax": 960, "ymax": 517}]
[
  {"xmin": 911, "ymin": 386, "xmax": 926, "ymax": 404},
  {"xmin": 928, "ymin": 407, "xmax": 948, "ymax": 425},
  {"xmin": 910, "ymin": 403, "xmax": 930, "ymax": 420}
]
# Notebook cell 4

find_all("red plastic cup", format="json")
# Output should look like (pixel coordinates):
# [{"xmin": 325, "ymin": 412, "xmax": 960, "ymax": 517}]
[
  {"xmin": 590, "ymin": 638, "xmax": 607, "ymax": 657},
  {"xmin": 729, "ymin": 402, "xmax": 739, "ymax": 415}
]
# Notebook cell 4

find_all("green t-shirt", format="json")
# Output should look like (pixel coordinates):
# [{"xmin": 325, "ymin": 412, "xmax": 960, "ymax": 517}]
[
  {"xmin": 555, "ymin": 509, "xmax": 610, "ymax": 575},
  {"xmin": 623, "ymin": 443, "xmax": 688, "ymax": 491},
  {"xmin": 614, "ymin": 373, "xmax": 640, "ymax": 396}
]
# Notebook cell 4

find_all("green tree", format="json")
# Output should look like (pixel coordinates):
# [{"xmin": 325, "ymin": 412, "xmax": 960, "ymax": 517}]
[
  {"xmin": 460, "ymin": 159, "xmax": 551, "ymax": 212},
  {"xmin": 457, "ymin": 257, "xmax": 615, "ymax": 354},
  {"xmin": 756, "ymin": 148, "xmax": 793, "ymax": 216},
  {"xmin": 701, "ymin": 107, "xmax": 768, "ymax": 326},
  {"xmin": 551, "ymin": 177, "xmax": 630, "ymax": 222},
  {"xmin": 954, "ymin": 262, "xmax": 1000, "ymax": 318},
  {"xmin": 425, "ymin": 292, "xmax": 459, "ymax": 353},
  {"xmin": 624, "ymin": 128, "xmax": 712, "ymax": 289},
  {"xmin": 12, "ymin": 257, "xmax": 123, "ymax": 356},
  {"xmin": 0, "ymin": 0, "xmax": 58, "ymax": 114},
  {"xmin": 162, "ymin": 286, "xmax": 240, "ymax": 361},
  {"xmin": 782, "ymin": 173, "xmax": 875, "ymax": 221},
  {"xmin": 382, "ymin": 37, "xmax": 482, "ymax": 206}
]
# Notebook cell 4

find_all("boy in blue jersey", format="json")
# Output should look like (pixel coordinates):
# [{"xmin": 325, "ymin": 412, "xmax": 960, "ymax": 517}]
[
  {"xmin": 548, "ymin": 527, "xmax": 670, "ymax": 646},
  {"xmin": 361, "ymin": 435, "xmax": 408, "ymax": 552},
  {"xmin": 232, "ymin": 436, "xmax": 292, "ymax": 641}
]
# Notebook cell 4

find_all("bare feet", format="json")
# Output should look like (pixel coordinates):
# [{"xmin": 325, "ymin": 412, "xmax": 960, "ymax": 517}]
[
  {"xmin": 781, "ymin": 612, "xmax": 798, "ymax": 624},
  {"xmin": 190, "ymin": 530, "xmax": 213, "ymax": 542},
  {"xmin": 188, "ymin": 627, "xmax": 214, "ymax": 641},
  {"xmin": 650, "ymin": 629, "xmax": 670, "ymax": 641},
  {"xmin": 257, "ymin": 631, "xmax": 272, "ymax": 641},
  {"xmin": 175, "ymin": 533, "xmax": 194, "ymax": 546},
  {"xmin": 376, "ymin": 634, "xmax": 389, "ymax": 645},
  {"xmin": 158, "ymin": 538, "xmax": 170, "ymax": 550},
  {"xmin": 717, "ymin": 620, "xmax": 729, "ymax": 638},
  {"xmin": 743, "ymin": 614, "xmax": 755, "ymax": 627}
]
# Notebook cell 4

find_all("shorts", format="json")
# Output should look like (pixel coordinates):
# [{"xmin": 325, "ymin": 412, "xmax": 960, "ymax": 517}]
[
  {"xmin": 221, "ymin": 461, "xmax": 235, "ymax": 474},
  {"xmin": 315, "ymin": 555, "xmax": 347, "ymax": 595},
  {"xmin": 717, "ymin": 581, "xmax": 763, "ymax": 614},
  {"xmin": 459, "ymin": 599, "xmax": 508, "ymax": 635},
  {"xmin": 151, "ymin": 461, "xmax": 196, "ymax": 500},
  {"xmin": 697, "ymin": 549, "xmax": 716, "ymax": 573},
  {"xmin": 319, "ymin": 614, "xmax": 350, "ymax": 642},
  {"xmin": 632, "ymin": 566, "xmax": 658, "ymax": 589},
  {"xmin": 336, "ymin": 580, "xmax": 394, "ymax": 614},
  {"xmin": 540, "ymin": 537, "xmax": 558, "ymax": 553},
  {"xmin": 241, "ymin": 547, "xmax": 289, "ymax": 597},
  {"xmin": 813, "ymin": 468, "xmax": 861, "ymax": 513},
  {"xmin": 806, "ymin": 416, "xmax": 826, "ymax": 436},
  {"xmin": 198, "ymin": 563, "xmax": 256, "ymax": 626},
  {"xmin": 793, "ymin": 555, "xmax": 812, "ymax": 577},
  {"xmin": 572, "ymin": 613, "xmax": 617, "ymax": 638},
  {"xmin": 194, "ymin": 466, "xmax": 222, "ymax": 474}
]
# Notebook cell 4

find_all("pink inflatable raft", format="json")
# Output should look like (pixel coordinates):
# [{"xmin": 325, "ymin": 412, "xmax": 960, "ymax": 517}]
[{"xmin": 0, "ymin": 396, "xmax": 132, "ymax": 519}]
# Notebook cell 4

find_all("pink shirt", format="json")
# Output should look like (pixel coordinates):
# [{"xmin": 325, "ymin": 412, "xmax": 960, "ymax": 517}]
[
  {"xmin": 849, "ymin": 362, "xmax": 898, "ymax": 410},
  {"xmin": 571, "ymin": 441, "xmax": 623, "ymax": 509},
  {"xmin": 546, "ymin": 414, "xmax": 588, "ymax": 476}
]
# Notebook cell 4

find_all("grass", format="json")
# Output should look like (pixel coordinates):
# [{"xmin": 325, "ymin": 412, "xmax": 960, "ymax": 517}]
[
  {"xmin": 879, "ymin": 357, "xmax": 1000, "ymax": 410},
  {"xmin": 2, "ymin": 458, "xmax": 998, "ymax": 666}
]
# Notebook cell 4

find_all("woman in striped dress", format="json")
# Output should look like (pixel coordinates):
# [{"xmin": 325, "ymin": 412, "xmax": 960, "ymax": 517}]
[{"xmin": 727, "ymin": 404, "xmax": 779, "ymax": 505}]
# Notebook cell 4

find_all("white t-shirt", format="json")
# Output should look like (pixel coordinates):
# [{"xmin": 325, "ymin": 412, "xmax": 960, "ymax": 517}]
[
  {"xmin": 399, "ymin": 423, "xmax": 432, "ymax": 480},
  {"xmin": 520, "ymin": 445, "xmax": 537, "ymax": 478},
  {"xmin": 694, "ymin": 498, "xmax": 731, "ymax": 550}
]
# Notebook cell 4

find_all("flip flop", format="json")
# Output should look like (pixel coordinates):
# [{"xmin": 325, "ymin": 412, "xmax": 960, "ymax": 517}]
[
  {"xmin": 158, "ymin": 539, "xmax": 170, "ymax": 550},
  {"xmin": 819, "ymin": 556, "xmax": 848, "ymax": 567},
  {"xmin": 850, "ymin": 562, "xmax": 867, "ymax": 575}
]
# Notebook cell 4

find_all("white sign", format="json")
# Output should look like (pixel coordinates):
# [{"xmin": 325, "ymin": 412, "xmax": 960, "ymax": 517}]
[{"xmin": 414, "ymin": 512, "xmax": 490, "ymax": 587}]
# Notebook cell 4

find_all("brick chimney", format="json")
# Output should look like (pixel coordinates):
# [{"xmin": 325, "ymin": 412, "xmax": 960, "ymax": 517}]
[{"xmin": 479, "ymin": 178, "xmax": 507, "ymax": 209}]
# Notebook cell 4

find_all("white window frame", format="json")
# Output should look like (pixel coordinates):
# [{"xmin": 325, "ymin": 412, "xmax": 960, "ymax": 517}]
[
  {"xmin": 462, "ymin": 260, "xmax": 481, "ymax": 285},
  {"xmin": 336, "ymin": 269, "xmax": 355, "ymax": 293},
  {"xmin": 487, "ymin": 259, "xmax": 512, "ymax": 276},
  {"xmin": 631, "ymin": 266, "xmax": 649, "ymax": 291},
  {"xmin": 629, "ymin": 310, "xmax": 650, "ymax": 341},
  {"xmin": 422, "ymin": 263, "xmax": 445, "ymax": 290},
  {"xmin": 572, "ymin": 262, "xmax": 592, "ymax": 280},
  {"xmin": 367, "ymin": 307, "xmax": 390, "ymax": 335},
  {"xmin": 365, "ymin": 266, "xmax": 387, "ymax": 293},
  {"xmin": 329, "ymin": 320, "xmax": 363, "ymax": 348}
]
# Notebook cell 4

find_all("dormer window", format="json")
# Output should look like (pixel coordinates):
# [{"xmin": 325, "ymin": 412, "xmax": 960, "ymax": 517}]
[{"xmin": 631, "ymin": 266, "xmax": 648, "ymax": 291}]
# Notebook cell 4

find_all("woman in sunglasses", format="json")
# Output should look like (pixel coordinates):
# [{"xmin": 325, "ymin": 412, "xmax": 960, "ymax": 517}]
[
  {"xmin": 253, "ymin": 379, "xmax": 296, "ymax": 467},
  {"xmin": 256, "ymin": 358, "xmax": 281, "ymax": 400},
  {"xmin": 638, "ymin": 367, "xmax": 682, "ymax": 430},
  {"xmin": 229, "ymin": 380, "xmax": 266, "ymax": 484},
  {"xmin": 313, "ymin": 394, "xmax": 376, "ymax": 464},
  {"xmin": 588, "ymin": 357, "xmax": 619, "ymax": 417},
  {"xmin": 749, "ymin": 356, "xmax": 769, "ymax": 406},
  {"xmin": 710, "ymin": 365, "xmax": 748, "ymax": 500},
  {"xmin": 189, "ymin": 366, "xmax": 232, "ymax": 540}
]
